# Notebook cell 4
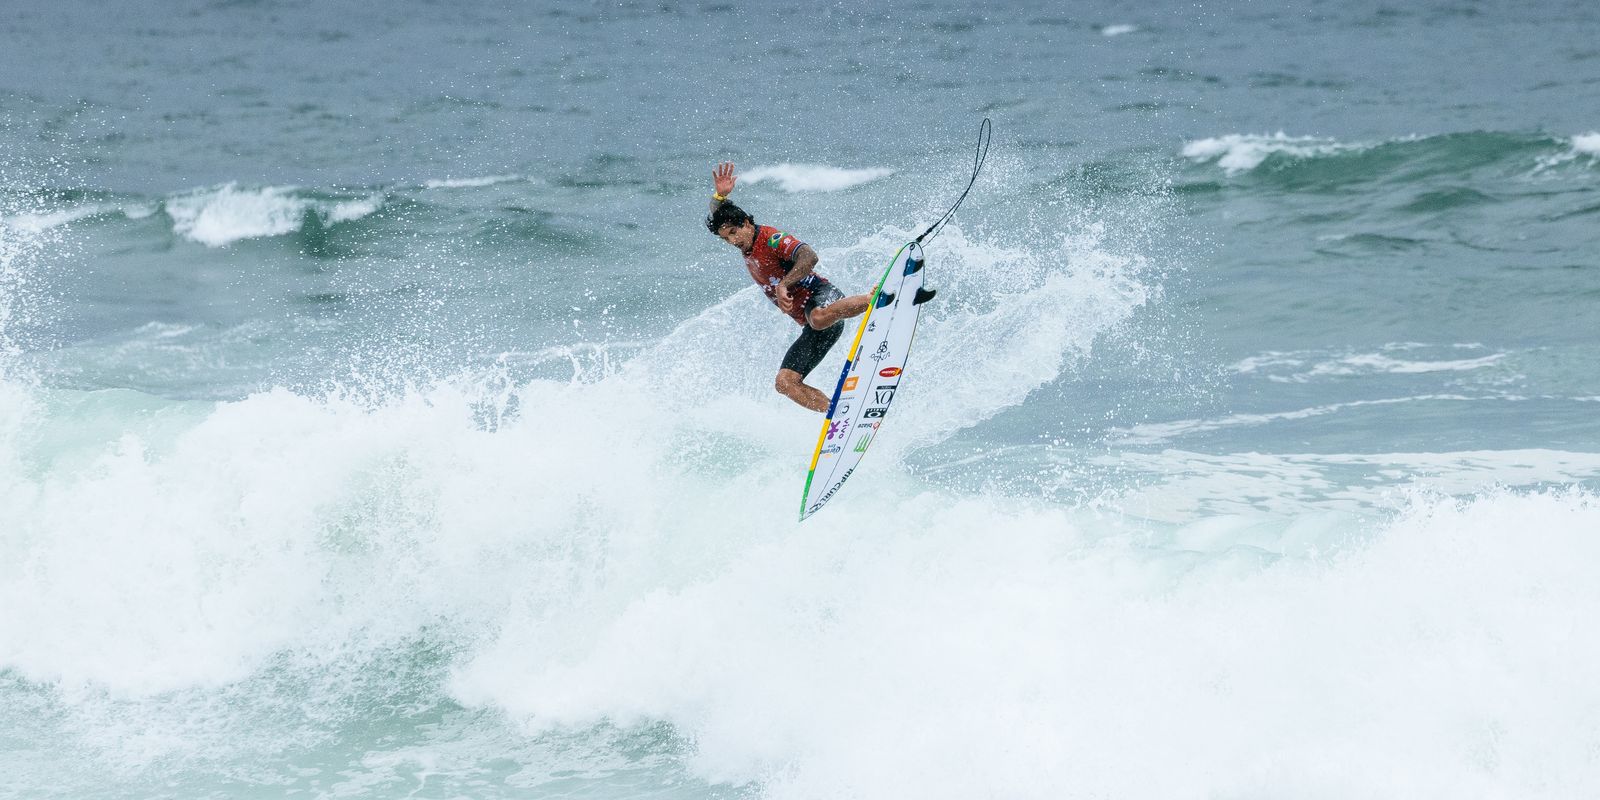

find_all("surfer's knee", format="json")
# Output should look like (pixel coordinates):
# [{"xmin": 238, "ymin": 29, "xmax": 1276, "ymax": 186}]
[{"xmin": 775, "ymin": 368, "xmax": 807, "ymax": 397}]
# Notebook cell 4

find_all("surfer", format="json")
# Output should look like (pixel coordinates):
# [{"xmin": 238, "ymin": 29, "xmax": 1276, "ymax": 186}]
[{"xmin": 704, "ymin": 161, "xmax": 875, "ymax": 412}]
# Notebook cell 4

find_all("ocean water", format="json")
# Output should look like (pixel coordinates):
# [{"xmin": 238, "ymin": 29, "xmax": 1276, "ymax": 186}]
[{"xmin": 3, "ymin": 0, "xmax": 1600, "ymax": 797}]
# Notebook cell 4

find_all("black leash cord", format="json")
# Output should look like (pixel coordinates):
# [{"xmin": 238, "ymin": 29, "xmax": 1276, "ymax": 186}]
[{"xmin": 915, "ymin": 117, "xmax": 992, "ymax": 245}]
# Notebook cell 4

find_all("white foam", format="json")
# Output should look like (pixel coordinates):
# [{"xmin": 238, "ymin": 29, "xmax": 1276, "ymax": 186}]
[
  {"xmin": 163, "ymin": 183, "xmax": 385, "ymax": 247},
  {"xmin": 1572, "ymin": 132, "xmax": 1600, "ymax": 157},
  {"xmin": 1182, "ymin": 132, "xmax": 1358, "ymax": 173},
  {"xmin": 739, "ymin": 164, "xmax": 894, "ymax": 193},
  {"xmin": 327, "ymin": 195, "xmax": 382, "ymax": 223},
  {"xmin": 7, "ymin": 368, "xmax": 1600, "ymax": 797},
  {"xmin": 423, "ymin": 175, "xmax": 522, "ymax": 189},
  {"xmin": 1101, "ymin": 23, "xmax": 1138, "ymax": 36},
  {"xmin": 450, "ymin": 486, "xmax": 1600, "ymax": 799}
]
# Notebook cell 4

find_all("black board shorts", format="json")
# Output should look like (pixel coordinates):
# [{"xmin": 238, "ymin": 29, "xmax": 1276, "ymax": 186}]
[{"xmin": 779, "ymin": 283, "xmax": 846, "ymax": 377}]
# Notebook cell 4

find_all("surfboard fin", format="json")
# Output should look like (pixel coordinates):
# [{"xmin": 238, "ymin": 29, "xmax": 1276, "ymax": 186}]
[{"xmin": 913, "ymin": 287, "xmax": 937, "ymax": 305}]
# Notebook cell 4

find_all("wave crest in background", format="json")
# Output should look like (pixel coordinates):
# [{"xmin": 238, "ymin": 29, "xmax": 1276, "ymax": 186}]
[
  {"xmin": 164, "ymin": 183, "xmax": 385, "ymax": 247},
  {"xmin": 1182, "ymin": 130, "xmax": 1598, "ymax": 185},
  {"xmin": 1181, "ymin": 132, "xmax": 1363, "ymax": 173},
  {"xmin": 739, "ymin": 164, "xmax": 895, "ymax": 192}
]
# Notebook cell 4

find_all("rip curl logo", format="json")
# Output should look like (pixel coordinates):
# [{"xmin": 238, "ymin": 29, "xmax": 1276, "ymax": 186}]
[{"xmin": 808, "ymin": 467, "xmax": 854, "ymax": 514}]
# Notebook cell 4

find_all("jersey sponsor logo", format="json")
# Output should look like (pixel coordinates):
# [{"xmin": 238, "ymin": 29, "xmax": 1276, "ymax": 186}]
[{"xmin": 878, "ymin": 366, "xmax": 901, "ymax": 378}]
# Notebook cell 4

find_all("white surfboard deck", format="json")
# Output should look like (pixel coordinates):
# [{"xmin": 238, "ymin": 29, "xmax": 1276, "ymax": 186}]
[{"xmin": 799, "ymin": 240, "xmax": 927, "ymax": 521}]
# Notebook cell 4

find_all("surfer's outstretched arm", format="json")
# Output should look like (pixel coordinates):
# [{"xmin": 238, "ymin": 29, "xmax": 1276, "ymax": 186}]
[{"xmin": 710, "ymin": 161, "xmax": 736, "ymax": 213}]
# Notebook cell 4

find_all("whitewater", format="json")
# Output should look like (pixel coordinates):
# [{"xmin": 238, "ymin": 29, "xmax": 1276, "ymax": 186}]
[{"xmin": 4, "ymin": 1, "xmax": 1600, "ymax": 798}]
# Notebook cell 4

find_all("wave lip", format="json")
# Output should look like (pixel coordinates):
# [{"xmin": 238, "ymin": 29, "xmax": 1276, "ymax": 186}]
[
  {"xmin": 1101, "ymin": 23, "xmax": 1138, "ymax": 36},
  {"xmin": 1536, "ymin": 132, "xmax": 1600, "ymax": 171},
  {"xmin": 740, "ymin": 164, "xmax": 894, "ymax": 193},
  {"xmin": 163, "ymin": 183, "xmax": 385, "ymax": 247},
  {"xmin": 1181, "ymin": 132, "xmax": 1361, "ymax": 174}
]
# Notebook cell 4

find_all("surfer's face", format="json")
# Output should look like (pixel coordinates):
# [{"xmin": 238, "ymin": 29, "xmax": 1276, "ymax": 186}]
[{"xmin": 715, "ymin": 221, "xmax": 755, "ymax": 253}]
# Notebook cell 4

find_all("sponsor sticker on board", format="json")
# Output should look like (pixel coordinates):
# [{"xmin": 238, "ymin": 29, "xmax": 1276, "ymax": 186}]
[{"xmin": 878, "ymin": 366, "xmax": 901, "ymax": 378}]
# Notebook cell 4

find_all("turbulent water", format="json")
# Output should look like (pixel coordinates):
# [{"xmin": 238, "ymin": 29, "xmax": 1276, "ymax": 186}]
[{"xmin": 3, "ymin": 1, "xmax": 1600, "ymax": 798}]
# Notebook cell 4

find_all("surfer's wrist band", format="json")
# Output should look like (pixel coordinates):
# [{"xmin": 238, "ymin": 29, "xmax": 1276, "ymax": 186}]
[{"xmin": 713, "ymin": 193, "xmax": 727, "ymax": 201}]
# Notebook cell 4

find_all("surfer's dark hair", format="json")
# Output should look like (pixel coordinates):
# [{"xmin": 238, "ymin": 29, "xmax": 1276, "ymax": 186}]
[{"xmin": 706, "ymin": 202, "xmax": 753, "ymax": 234}]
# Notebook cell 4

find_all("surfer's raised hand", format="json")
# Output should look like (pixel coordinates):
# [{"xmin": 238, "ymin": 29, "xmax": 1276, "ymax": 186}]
[{"xmin": 712, "ymin": 161, "xmax": 737, "ymax": 199}]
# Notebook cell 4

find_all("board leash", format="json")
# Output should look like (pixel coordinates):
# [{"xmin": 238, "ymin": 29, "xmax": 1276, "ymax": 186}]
[{"xmin": 914, "ymin": 117, "xmax": 992, "ymax": 245}]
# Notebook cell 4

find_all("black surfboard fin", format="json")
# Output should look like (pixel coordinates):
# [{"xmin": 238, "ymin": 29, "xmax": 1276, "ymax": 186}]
[{"xmin": 913, "ymin": 287, "xmax": 937, "ymax": 305}]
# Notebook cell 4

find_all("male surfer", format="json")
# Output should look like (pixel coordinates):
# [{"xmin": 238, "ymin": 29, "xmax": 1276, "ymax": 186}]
[{"xmin": 703, "ymin": 161, "xmax": 877, "ymax": 413}]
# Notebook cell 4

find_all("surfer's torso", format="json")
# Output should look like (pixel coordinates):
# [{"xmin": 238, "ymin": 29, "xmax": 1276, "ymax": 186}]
[{"xmin": 745, "ymin": 225, "xmax": 830, "ymax": 325}]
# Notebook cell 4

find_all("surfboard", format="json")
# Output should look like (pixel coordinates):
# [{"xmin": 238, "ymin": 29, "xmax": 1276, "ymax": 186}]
[{"xmin": 798, "ymin": 240, "xmax": 928, "ymax": 520}]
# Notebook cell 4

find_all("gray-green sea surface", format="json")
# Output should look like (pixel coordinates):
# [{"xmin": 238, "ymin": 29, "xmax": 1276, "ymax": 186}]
[{"xmin": 3, "ymin": 1, "xmax": 1599, "ymax": 798}]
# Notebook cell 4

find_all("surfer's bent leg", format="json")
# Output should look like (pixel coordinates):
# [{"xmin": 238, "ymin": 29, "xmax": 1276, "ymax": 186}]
[
  {"xmin": 776, "ymin": 321, "xmax": 844, "ymax": 412},
  {"xmin": 806, "ymin": 289, "xmax": 869, "ymax": 330}
]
